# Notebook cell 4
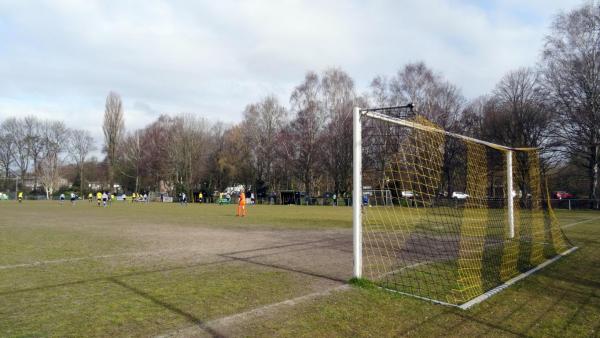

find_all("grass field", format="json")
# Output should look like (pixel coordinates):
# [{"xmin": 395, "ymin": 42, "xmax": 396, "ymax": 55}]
[{"xmin": 0, "ymin": 201, "xmax": 598, "ymax": 337}]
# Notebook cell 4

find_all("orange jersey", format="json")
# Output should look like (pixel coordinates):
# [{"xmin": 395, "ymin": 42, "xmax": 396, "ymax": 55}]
[{"xmin": 239, "ymin": 193, "xmax": 246, "ymax": 205}]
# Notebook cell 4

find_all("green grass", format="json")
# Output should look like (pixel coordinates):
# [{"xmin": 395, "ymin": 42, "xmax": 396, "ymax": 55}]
[
  {"xmin": 233, "ymin": 210, "xmax": 600, "ymax": 337},
  {"xmin": 0, "ymin": 201, "xmax": 598, "ymax": 337}
]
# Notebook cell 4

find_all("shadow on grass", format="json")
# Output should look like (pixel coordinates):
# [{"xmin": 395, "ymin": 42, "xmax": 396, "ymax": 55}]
[
  {"xmin": 0, "ymin": 258, "xmax": 231, "ymax": 297},
  {"xmin": 108, "ymin": 277, "xmax": 226, "ymax": 338},
  {"xmin": 0, "ymin": 236, "xmax": 353, "ymax": 337},
  {"xmin": 217, "ymin": 254, "xmax": 347, "ymax": 284},
  {"xmin": 1, "ymin": 236, "xmax": 351, "ymax": 298}
]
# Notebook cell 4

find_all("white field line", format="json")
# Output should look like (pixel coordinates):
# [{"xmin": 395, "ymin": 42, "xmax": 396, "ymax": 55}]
[
  {"xmin": 561, "ymin": 216, "xmax": 600, "ymax": 229},
  {"xmin": 0, "ymin": 247, "xmax": 209, "ymax": 270},
  {"xmin": 380, "ymin": 261, "xmax": 431, "ymax": 278},
  {"xmin": 155, "ymin": 285, "xmax": 350, "ymax": 338},
  {"xmin": 208, "ymin": 284, "xmax": 349, "ymax": 327}
]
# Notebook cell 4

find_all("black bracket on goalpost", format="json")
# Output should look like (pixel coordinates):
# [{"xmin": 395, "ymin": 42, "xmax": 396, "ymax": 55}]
[{"xmin": 360, "ymin": 103, "xmax": 415, "ymax": 119}]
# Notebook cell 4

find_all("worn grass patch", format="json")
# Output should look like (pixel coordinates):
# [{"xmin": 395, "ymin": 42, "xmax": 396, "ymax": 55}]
[{"xmin": 0, "ymin": 261, "xmax": 323, "ymax": 337}]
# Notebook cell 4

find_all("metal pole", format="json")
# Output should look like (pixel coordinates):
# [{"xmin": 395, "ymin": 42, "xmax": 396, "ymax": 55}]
[
  {"xmin": 507, "ymin": 151, "xmax": 515, "ymax": 238},
  {"xmin": 352, "ymin": 107, "xmax": 362, "ymax": 278}
]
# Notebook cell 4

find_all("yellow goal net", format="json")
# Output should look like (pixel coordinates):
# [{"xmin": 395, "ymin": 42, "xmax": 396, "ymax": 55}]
[{"xmin": 354, "ymin": 106, "xmax": 575, "ymax": 308}]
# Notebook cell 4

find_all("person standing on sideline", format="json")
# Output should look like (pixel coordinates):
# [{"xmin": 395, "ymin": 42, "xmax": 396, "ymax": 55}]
[
  {"xmin": 18, "ymin": 191, "xmax": 23, "ymax": 203},
  {"xmin": 237, "ymin": 190, "xmax": 247, "ymax": 217}
]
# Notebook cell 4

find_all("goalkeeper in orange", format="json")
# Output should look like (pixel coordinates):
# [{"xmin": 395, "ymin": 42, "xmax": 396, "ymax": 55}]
[{"xmin": 236, "ymin": 190, "xmax": 247, "ymax": 217}]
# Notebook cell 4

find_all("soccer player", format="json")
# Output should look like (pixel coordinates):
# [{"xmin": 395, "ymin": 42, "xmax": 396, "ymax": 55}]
[
  {"xmin": 88, "ymin": 192, "xmax": 93, "ymax": 203},
  {"xmin": 236, "ymin": 190, "xmax": 246, "ymax": 217},
  {"xmin": 102, "ymin": 192, "xmax": 108, "ymax": 207},
  {"xmin": 96, "ymin": 191, "xmax": 102, "ymax": 206},
  {"xmin": 70, "ymin": 192, "xmax": 77, "ymax": 205},
  {"xmin": 59, "ymin": 193, "xmax": 65, "ymax": 204},
  {"xmin": 198, "ymin": 192, "xmax": 203, "ymax": 203},
  {"xmin": 18, "ymin": 191, "xmax": 23, "ymax": 203},
  {"xmin": 180, "ymin": 192, "xmax": 187, "ymax": 206}
]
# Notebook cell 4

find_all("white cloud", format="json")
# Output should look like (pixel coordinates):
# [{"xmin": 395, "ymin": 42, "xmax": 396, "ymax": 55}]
[{"xmin": 0, "ymin": 0, "xmax": 584, "ymax": 137}]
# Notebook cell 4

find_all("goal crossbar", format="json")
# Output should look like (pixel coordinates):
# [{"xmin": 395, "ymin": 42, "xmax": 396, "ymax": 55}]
[{"xmin": 361, "ymin": 110, "xmax": 538, "ymax": 152}]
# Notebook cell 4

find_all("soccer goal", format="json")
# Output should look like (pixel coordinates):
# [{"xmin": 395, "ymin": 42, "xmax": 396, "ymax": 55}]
[
  {"xmin": 352, "ymin": 106, "xmax": 577, "ymax": 309},
  {"xmin": 363, "ymin": 189, "xmax": 393, "ymax": 206}
]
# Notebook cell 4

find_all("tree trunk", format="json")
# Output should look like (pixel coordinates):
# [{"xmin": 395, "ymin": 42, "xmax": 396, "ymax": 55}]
[
  {"xmin": 33, "ymin": 158, "xmax": 38, "ymax": 192},
  {"xmin": 304, "ymin": 172, "xmax": 311, "ymax": 205},
  {"xmin": 108, "ymin": 163, "xmax": 114, "ymax": 193},
  {"xmin": 80, "ymin": 165, "xmax": 84, "ymax": 195},
  {"xmin": 591, "ymin": 145, "xmax": 599, "ymax": 209}
]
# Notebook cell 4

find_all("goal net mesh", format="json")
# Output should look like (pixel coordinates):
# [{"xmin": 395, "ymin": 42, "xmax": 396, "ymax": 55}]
[{"xmin": 361, "ymin": 111, "xmax": 573, "ymax": 306}]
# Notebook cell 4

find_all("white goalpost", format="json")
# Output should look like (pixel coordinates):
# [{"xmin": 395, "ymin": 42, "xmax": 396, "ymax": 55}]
[
  {"xmin": 352, "ymin": 106, "xmax": 362, "ymax": 279},
  {"xmin": 352, "ymin": 105, "xmax": 577, "ymax": 308}
]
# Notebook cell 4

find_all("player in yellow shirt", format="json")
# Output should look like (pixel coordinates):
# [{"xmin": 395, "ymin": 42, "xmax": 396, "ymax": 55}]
[
  {"xmin": 18, "ymin": 191, "xmax": 23, "ymax": 203},
  {"xmin": 198, "ymin": 192, "xmax": 203, "ymax": 203},
  {"xmin": 88, "ymin": 192, "xmax": 93, "ymax": 203},
  {"xmin": 96, "ymin": 191, "xmax": 102, "ymax": 206}
]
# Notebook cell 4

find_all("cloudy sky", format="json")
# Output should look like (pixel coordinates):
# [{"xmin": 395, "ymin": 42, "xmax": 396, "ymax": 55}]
[{"xmin": 0, "ymin": 0, "xmax": 583, "ymax": 138}]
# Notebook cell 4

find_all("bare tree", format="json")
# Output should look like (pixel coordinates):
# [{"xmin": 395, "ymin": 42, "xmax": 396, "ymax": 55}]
[
  {"xmin": 23, "ymin": 116, "xmax": 45, "ymax": 192},
  {"xmin": 289, "ymin": 71, "xmax": 325, "ymax": 199},
  {"xmin": 3, "ymin": 118, "xmax": 30, "ymax": 185},
  {"xmin": 120, "ymin": 130, "xmax": 144, "ymax": 193},
  {"xmin": 488, "ymin": 68, "xmax": 550, "ymax": 148},
  {"xmin": 541, "ymin": 3, "xmax": 600, "ymax": 206},
  {"xmin": 103, "ymin": 91, "xmax": 125, "ymax": 190},
  {"xmin": 39, "ymin": 121, "xmax": 68, "ymax": 199},
  {"xmin": 167, "ymin": 114, "xmax": 210, "ymax": 196},
  {"xmin": 0, "ymin": 120, "xmax": 14, "ymax": 185},
  {"xmin": 390, "ymin": 62, "xmax": 437, "ymax": 110},
  {"xmin": 68, "ymin": 129, "xmax": 96, "ymax": 194},
  {"xmin": 321, "ymin": 67, "xmax": 359, "ymax": 194},
  {"xmin": 243, "ymin": 96, "xmax": 287, "ymax": 193},
  {"xmin": 389, "ymin": 62, "xmax": 464, "ymax": 129}
]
